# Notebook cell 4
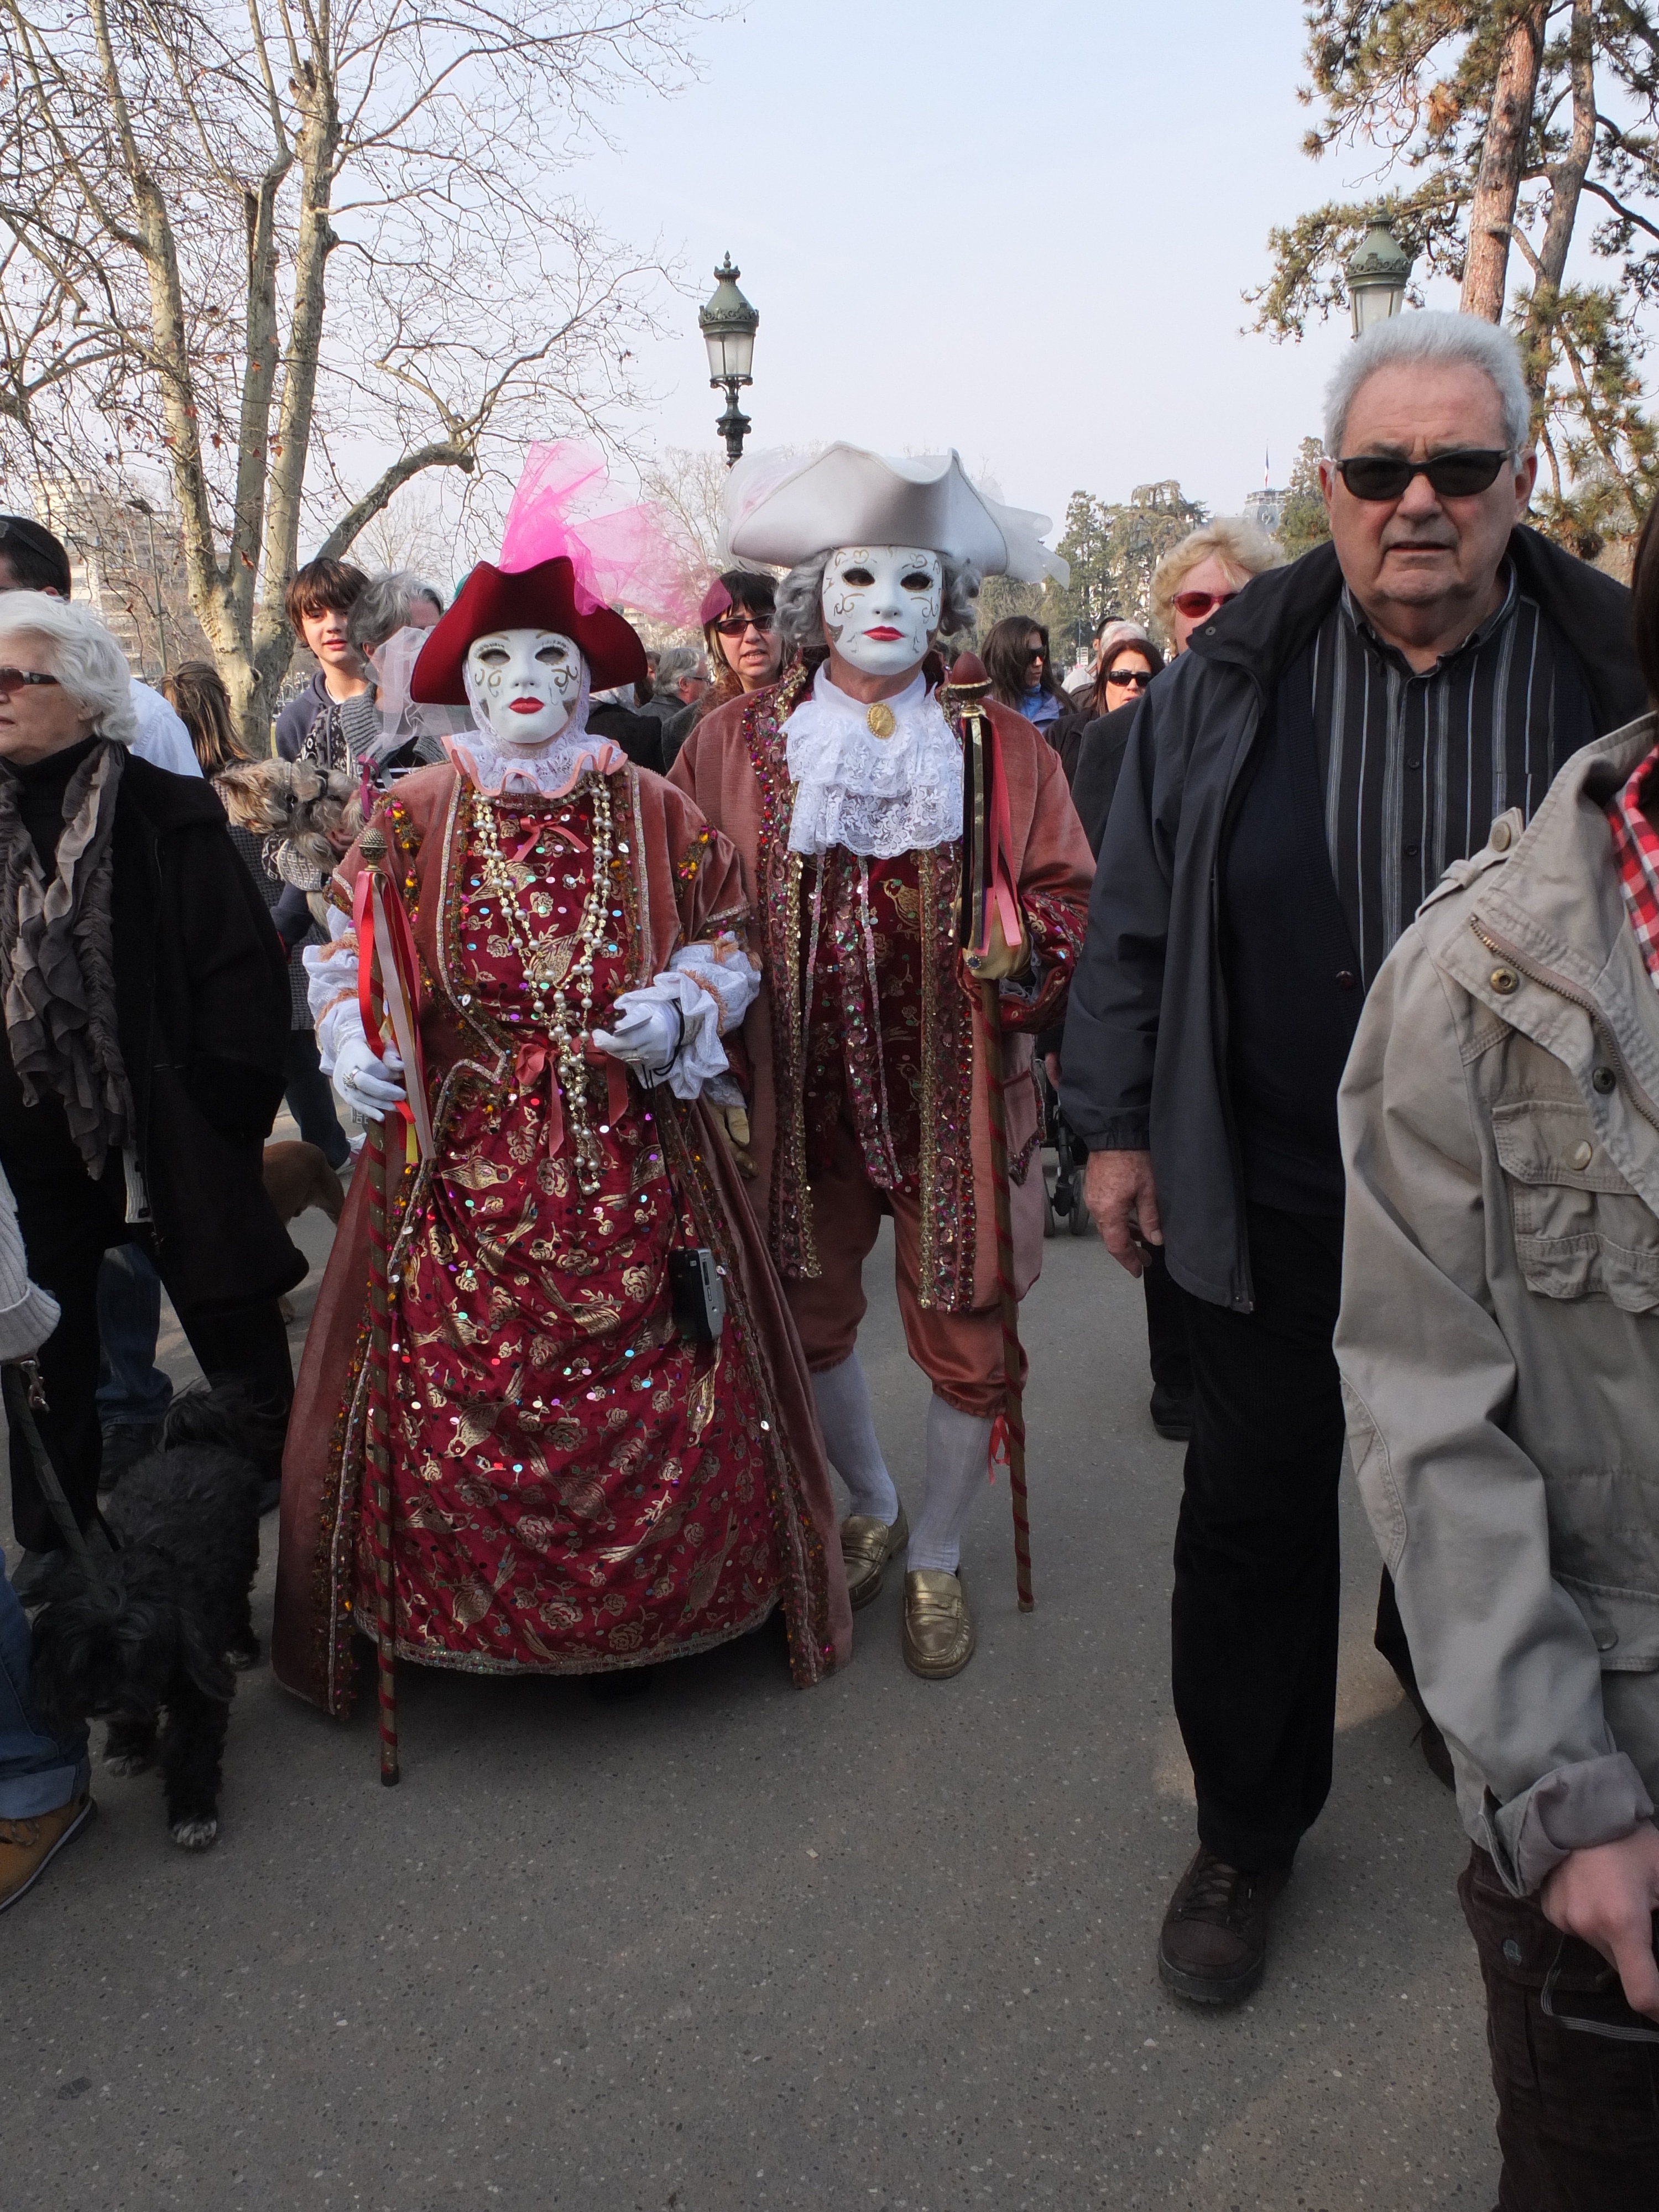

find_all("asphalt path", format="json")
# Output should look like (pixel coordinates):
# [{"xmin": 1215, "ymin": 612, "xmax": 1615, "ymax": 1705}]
[{"xmin": 2, "ymin": 1142, "xmax": 1497, "ymax": 2211}]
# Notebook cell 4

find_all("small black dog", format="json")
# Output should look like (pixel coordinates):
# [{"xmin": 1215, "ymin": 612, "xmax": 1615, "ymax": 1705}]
[{"xmin": 29, "ymin": 1389, "xmax": 272, "ymax": 1850}]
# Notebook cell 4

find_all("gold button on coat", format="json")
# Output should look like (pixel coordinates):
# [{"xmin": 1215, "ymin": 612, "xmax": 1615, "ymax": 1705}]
[
  {"xmin": 1571, "ymin": 1140, "xmax": 1594, "ymax": 1170},
  {"xmin": 1490, "ymin": 967, "xmax": 1519, "ymax": 994}
]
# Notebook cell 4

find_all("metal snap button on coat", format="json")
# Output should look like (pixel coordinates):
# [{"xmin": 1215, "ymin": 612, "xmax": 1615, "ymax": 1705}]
[
  {"xmin": 1595, "ymin": 1628, "xmax": 1619, "ymax": 1651},
  {"xmin": 1594, "ymin": 1066, "xmax": 1618, "ymax": 1094},
  {"xmin": 1503, "ymin": 1938, "xmax": 1524, "ymax": 1965},
  {"xmin": 1571, "ymin": 1140, "xmax": 1594, "ymax": 1169},
  {"xmin": 1490, "ymin": 820, "xmax": 1514, "ymax": 852},
  {"xmin": 1490, "ymin": 967, "xmax": 1519, "ymax": 994},
  {"xmin": 1335, "ymin": 970, "xmax": 1357, "ymax": 990}
]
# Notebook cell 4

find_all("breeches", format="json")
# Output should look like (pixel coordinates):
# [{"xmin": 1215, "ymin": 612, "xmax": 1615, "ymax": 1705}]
[{"xmin": 784, "ymin": 1117, "xmax": 1021, "ymax": 1421}]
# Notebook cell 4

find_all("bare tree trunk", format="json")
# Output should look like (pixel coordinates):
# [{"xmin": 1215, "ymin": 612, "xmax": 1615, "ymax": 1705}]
[
  {"xmin": 1460, "ymin": 3, "xmax": 1548, "ymax": 321},
  {"xmin": 1520, "ymin": 0, "xmax": 1597, "ymax": 416}
]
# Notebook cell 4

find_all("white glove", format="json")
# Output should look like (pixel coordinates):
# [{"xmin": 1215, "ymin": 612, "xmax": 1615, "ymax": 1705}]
[
  {"xmin": 592, "ymin": 989, "xmax": 681, "ymax": 1079},
  {"xmin": 333, "ymin": 1035, "xmax": 406, "ymax": 1121}
]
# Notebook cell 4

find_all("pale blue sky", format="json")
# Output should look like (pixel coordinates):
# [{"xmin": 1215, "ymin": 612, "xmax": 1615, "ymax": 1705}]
[{"xmin": 573, "ymin": 0, "xmax": 1470, "ymax": 533}]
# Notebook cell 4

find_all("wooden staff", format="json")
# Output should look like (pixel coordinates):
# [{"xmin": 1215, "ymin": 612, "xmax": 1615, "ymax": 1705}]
[
  {"xmin": 357, "ymin": 824, "xmax": 400, "ymax": 1785},
  {"xmin": 946, "ymin": 651, "xmax": 1035, "ymax": 1613},
  {"xmin": 977, "ymin": 977, "xmax": 1034, "ymax": 1612}
]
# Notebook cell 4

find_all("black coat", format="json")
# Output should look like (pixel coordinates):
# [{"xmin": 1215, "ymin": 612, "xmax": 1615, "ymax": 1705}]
[
  {"xmin": 1058, "ymin": 528, "xmax": 1645, "ymax": 1313},
  {"xmin": 109, "ymin": 757, "xmax": 304, "ymax": 1311}
]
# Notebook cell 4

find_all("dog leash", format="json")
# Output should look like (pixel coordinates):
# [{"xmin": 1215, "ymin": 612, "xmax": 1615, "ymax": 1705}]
[{"xmin": 3, "ymin": 1358, "xmax": 114, "ymax": 1566}]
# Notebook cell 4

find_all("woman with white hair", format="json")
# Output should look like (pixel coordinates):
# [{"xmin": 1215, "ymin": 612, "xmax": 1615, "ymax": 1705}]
[
  {"xmin": 0, "ymin": 593, "xmax": 302, "ymax": 1589},
  {"xmin": 1150, "ymin": 516, "xmax": 1285, "ymax": 656}
]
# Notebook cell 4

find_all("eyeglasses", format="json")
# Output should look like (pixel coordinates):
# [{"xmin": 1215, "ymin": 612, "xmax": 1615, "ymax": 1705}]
[
  {"xmin": 0, "ymin": 667, "xmax": 60, "ymax": 693},
  {"xmin": 1332, "ymin": 448, "xmax": 1511, "ymax": 502},
  {"xmin": 1172, "ymin": 589, "xmax": 1238, "ymax": 621},
  {"xmin": 713, "ymin": 614, "xmax": 774, "ymax": 639},
  {"xmin": 1104, "ymin": 667, "xmax": 1152, "ymax": 689},
  {"xmin": 1024, "ymin": 644, "xmax": 1046, "ymax": 664}
]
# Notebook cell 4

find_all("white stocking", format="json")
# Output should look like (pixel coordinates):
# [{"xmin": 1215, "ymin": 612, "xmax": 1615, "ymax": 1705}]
[
  {"xmin": 906, "ymin": 1396, "xmax": 993, "ymax": 1574},
  {"xmin": 811, "ymin": 1352, "xmax": 900, "ymax": 1522}
]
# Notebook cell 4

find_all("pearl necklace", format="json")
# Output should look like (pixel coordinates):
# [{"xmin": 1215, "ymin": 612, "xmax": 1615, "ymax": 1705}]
[{"xmin": 469, "ymin": 775, "xmax": 615, "ymax": 1195}]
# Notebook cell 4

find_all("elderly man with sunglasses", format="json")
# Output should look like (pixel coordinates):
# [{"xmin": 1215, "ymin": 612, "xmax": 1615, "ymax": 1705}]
[{"xmin": 1060, "ymin": 311, "xmax": 1644, "ymax": 2008}]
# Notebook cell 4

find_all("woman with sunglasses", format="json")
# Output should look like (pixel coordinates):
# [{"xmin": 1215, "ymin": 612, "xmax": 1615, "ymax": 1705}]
[
  {"xmin": 1150, "ymin": 516, "xmax": 1284, "ymax": 656},
  {"xmin": 661, "ymin": 570, "xmax": 786, "ymax": 773},
  {"xmin": 982, "ymin": 615, "xmax": 1068, "ymax": 734}
]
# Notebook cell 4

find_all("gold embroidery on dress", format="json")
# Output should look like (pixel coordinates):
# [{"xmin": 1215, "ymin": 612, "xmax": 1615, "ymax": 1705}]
[{"xmin": 918, "ymin": 845, "xmax": 938, "ymax": 1303}]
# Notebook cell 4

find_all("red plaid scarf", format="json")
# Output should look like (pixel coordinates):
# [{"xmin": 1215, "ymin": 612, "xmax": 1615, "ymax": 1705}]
[{"xmin": 1608, "ymin": 742, "xmax": 1659, "ymax": 988}]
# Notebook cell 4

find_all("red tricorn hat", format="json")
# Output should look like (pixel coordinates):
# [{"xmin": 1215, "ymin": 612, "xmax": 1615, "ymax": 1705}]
[{"xmin": 409, "ymin": 556, "xmax": 648, "ymax": 704}]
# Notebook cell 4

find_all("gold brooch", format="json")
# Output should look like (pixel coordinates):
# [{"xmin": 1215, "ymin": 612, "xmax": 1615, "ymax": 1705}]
[{"xmin": 866, "ymin": 702, "xmax": 896, "ymax": 740}]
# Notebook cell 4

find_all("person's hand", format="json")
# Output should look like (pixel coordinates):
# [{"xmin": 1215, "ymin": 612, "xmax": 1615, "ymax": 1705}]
[
  {"xmin": 1541, "ymin": 1825, "xmax": 1659, "ymax": 2020},
  {"xmin": 333, "ymin": 1036, "xmax": 405, "ymax": 1121},
  {"xmin": 1083, "ymin": 1147, "xmax": 1161, "ymax": 1279},
  {"xmin": 1044, "ymin": 1051, "xmax": 1061, "ymax": 1087},
  {"xmin": 592, "ymin": 991, "xmax": 680, "ymax": 1074},
  {"xmin": 713, "ymin": 1100, "xmax": 757, "ymax": 1178},
  {"xmin": 962, "ymin": 902, "xmax": 1030, "ymax": 986}
]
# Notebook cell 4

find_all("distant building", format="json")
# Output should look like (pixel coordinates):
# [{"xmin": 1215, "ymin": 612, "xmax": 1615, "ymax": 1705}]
[
  {"xmin": 1245, "ymin": 488, "xmax": 1286, "ymax": 539},
  {"xmin": 36, "ymin": 480, "xmax": 210, "ymax": 681}
]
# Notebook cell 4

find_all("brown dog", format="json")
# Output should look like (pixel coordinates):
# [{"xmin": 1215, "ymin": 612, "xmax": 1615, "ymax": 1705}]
[{"xmin": 262, "ymin": 1140, "xmax": 345, "ymax": 1227}]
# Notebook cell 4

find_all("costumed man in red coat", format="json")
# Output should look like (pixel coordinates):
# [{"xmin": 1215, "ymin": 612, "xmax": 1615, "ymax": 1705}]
[
  {"xmin": 273, "ymin": 545, "xmax": 851, "ymax": 1713},
  {"xmin": 671, "ymin": 446, "xmax": 1093, "ymax": 1680}
]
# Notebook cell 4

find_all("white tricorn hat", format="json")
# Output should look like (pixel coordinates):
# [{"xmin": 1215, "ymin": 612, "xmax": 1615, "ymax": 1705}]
[{"xmin": 723, "ymin": 443, "xmax": 1069, "ymax": 587}]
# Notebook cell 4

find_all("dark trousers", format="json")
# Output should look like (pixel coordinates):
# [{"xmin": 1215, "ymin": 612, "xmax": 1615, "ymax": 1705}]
[
  {"xmin": 284, "ymin": 1027, "xmax": 349, "ymax": 1170},
  {"xmin": 4, "ymin": 1165, "xmax": 293, "ymax": 1552},
  {"xmin": 1172, "ymin": 1202, "xmax": 1344, "ymax": 1871},
  {"xmin": 1142, "ymin": 1244, "xmax": 1191, "ymax": 1394},
  {"xmin": 1460, "ymin": 1845, "xmax": 1659, "ymax": 2207}
]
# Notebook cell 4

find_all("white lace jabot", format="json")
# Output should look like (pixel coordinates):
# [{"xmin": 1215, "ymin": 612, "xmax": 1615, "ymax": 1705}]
[
  {"xmin": 441, "ymin": 727, "xmax": 624, "ymax": 798},
  {"xmin": 783, "ymin": 665, "xmax": 963, "ymax": 859}
]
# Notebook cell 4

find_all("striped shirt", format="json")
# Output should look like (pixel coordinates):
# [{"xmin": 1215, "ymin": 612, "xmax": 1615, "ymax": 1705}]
[{"xmin": 1312, "ymin": 572, "xmax": 1569, "ymax": 986}]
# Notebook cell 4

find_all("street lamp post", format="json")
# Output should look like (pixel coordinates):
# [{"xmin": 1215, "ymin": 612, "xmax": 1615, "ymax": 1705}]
[
  {"xmin": 1345, "ymin": 222, "xmax": 1415, "ymax": 340},
  {"xmin": 698, "ymin": 254, "xmax": 759, "ymax": 467}
]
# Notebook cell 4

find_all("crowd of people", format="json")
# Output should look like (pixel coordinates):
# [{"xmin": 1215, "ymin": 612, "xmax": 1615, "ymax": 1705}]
[{"xmin": 1, "ymin": 306, "xmax": 1658, "ymax": 2201}]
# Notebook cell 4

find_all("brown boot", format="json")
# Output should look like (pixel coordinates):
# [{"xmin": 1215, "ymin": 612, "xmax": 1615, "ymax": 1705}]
[
  {"xmin": 0, "ymin": 1792, "xmax": 95, "ymax": 1914},
  {"xmin": 1157, "ymin": 1845, "xmax": 1290, "ymax": 2005}
]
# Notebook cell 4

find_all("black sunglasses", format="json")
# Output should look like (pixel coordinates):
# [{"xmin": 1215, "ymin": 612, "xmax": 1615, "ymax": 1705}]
[
  {"xmin": 713, "ymin": 614, "xmax": 773, "ymax": 638},
  {"xmin": 1105, "ymin": 667, "xmax": 1151, "ymax": 688},
  {"xmin": 1333, "ymin": 448, "xmax": 1511, "ymax": 502}
]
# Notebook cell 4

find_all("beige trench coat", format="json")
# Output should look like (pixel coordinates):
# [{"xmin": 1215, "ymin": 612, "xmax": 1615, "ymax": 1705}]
[{"xmin": 1337, "ymin": 716, "xmax": 1659, "ymax": 1895}]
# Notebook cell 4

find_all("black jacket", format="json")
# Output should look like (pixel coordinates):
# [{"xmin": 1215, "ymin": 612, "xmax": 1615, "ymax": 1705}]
[
  {"xmin": 1068, "ymin": 697, "xmax": 1144, "ymax": 855},
  {"xmin": 1057, "ymin": 529, "xmax": 1645, "ymax": 1313},
  {"xmin": 111, "ymin": 757, "xmax": 304, "ymax": 1310}
]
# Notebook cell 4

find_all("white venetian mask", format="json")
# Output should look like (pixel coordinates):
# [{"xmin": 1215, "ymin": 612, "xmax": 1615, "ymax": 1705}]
[
  {"xmin": 821, "ymin": 545, "xmax": 943, "ymax": 677},
  {"xmin": 463, "ymin": 627, "xmax": 582, "ymax": 751}
]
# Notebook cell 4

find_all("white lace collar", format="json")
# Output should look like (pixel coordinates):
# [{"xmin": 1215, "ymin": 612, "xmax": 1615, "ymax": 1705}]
[
  {"xmin": 782, "ymin": 664, "xmax": 962, "ymax": 859},
  {"xmin": 441, "ymin": 726, "xmax": 625, "ymax": 798}
]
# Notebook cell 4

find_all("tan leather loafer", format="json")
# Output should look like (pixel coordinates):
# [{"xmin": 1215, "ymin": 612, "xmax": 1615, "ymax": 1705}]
[
  {"xmin": 901, "ymin": 1568, "xmax": 974, "ymax": 1679},
  {"xmin": 0, "ymin": 1791, "xmax": 95, "ymax": 1914},
  {"xmin": 839, "ymin": 1506, "xmax": 909, "ymax": 1611}
]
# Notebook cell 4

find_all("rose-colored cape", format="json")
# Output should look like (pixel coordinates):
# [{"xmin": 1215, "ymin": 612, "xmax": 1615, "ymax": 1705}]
[
  {"xmin": 668, "ymin": 673, "xmax": 1094, "ymax": 1310},
  {"xmin": 273, "ymin": 759, "xmax": 852, "ymax": 1713}
]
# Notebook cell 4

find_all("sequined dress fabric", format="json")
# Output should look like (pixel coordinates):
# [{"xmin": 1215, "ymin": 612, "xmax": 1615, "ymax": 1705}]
[{"xmin": 376, "ymin": 786, "xmax": 780, "ymax": 1673}]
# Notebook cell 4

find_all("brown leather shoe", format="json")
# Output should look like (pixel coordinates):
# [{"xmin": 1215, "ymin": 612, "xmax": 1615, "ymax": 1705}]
[
  {"xmin": 0, "ymin": 1791, "xmax": 95, "ymax": 1914},
  {"xmin": 1158, "ymin": 1845, "xmax": 1290, "ymax": 2005},
  {"xmin": 839, "ymin": 1506, "xmax": 909, "ymax": 1611}
]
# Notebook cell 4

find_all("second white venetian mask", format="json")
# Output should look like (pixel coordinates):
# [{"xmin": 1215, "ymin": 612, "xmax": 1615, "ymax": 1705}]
[
  {"xmin": 821, "ymin": 546, "xmax": 943, "ymax": 677},
  {"xmin": 463, "ymin": 627, "xmax": 582, "ymax": 750}
]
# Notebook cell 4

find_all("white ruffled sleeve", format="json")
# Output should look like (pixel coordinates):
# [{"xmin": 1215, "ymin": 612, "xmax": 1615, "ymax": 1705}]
[{"xmin": 303, "ymin": 905, "xmax": 366, "ymax": 1074}]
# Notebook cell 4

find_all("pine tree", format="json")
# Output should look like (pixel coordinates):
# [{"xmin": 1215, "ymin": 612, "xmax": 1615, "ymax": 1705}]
[{"xmin": 1252, "ymin": 1, "xmax": 1659, "ymax": 542}]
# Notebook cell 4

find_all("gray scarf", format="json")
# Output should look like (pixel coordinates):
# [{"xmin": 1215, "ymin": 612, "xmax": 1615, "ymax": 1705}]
[{"xmin": 0, "ymin": 738, "xmax": 133, "ymax": 1177}]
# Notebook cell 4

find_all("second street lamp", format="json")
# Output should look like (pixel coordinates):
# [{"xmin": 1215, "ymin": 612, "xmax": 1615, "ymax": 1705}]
[
  {"xmin": 698, "ymin": 253, "xmax": 759, "ymax": 466},
  {"xmin": 1345, "ymin": 222, "xmax": 1414, "ymax": 340}
]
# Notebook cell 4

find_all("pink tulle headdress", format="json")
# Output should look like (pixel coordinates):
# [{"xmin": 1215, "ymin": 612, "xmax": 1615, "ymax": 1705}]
[{"xmin": 498, "ymin": 441, "xmax": 704, "ymax": 632}]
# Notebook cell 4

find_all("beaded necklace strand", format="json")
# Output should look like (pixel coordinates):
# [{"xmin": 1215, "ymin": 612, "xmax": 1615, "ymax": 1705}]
[{"xmin": 469, "ymin": 774, "xmax": 615, "ymax": 1194}]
